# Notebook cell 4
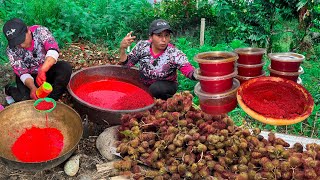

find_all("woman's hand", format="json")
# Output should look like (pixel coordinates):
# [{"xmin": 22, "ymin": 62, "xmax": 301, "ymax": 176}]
[
  {"xmin": 30, "ymin": 87, "xmax": 38, "ymax": 100},
  {"xmin": 120, "ymin": 31, "xmax": 136, "ymax": 49}
]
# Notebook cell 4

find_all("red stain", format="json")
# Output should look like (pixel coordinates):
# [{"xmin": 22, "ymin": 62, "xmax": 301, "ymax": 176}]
[
  {"xmin": 11, "ymin": 126, "xmax": 64, "ymax": 162},
  {"xmin": 35, "ymin": 101, "xmax": 54, "ymax": 111},
  {"xmin": 74, "ymin": 79, "xmax": 154, "ymax": 110}
]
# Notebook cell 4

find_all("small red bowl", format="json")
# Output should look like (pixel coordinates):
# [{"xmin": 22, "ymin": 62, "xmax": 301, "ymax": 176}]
[
  {"xmin": 234, "ymin": 47, "xmax": 266, "ymax": 64},
  {"xmin": 268, "ymin": 66, "xmax": 304, "ymax": 82},
  {"xmin": 194, "ymin": 79, "xmax": 240, "ymax": 115},
  {"xmin": 268, "ymin": 52, "xmax": 304, "ymax": 72},
  {"xmin": 237, "ymin": 61, "xmax": 265, "ymax": 77},
  {"xmin": 194, "ymin": 69, "xmax": 237, "ymax": 94},
  {"xmin": 195, "ymin": 51, "xmax": 238, "ymax": 76}
]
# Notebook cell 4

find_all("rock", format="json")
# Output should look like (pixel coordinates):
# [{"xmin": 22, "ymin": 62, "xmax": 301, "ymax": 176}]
[
  {"xmin": 96, "ymin": 125, "xmax": 119, "ymax": 161},
  {"xmin": 64, "ymin": 154, "xmax": 80, "ymax": 176}
]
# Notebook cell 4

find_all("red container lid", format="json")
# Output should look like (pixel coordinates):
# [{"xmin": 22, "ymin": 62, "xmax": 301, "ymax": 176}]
[
  {"xmin": 194, "ymin": 51, "xmax": 238, "ymax": 64},
  {"xmin": 237, "ymin": 60, "xmax": 265, "ymax": 68},
  {"xmin": 194, "ymin": 79, "xmax": 240, "ymax": 99},
  {"xmin": 268, "ymin": 52, "xmax": 305, "ymax": 62},
  {"xmin": 234, "ymin": 47, "xmax": 266, "ymax": 55},
  {"xmin": 193, "ymin": 69, "xmax": 237, "ymax": 81},
  {"xmin": 236, "ymin": 70, "xmax": 266, "ymax": 80},
  {"xmin": 268, "ymin": 66, "xmax": 304, "ymax": 76}
]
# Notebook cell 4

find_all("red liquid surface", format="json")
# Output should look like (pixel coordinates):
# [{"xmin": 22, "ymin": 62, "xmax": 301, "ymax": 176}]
[
  {"xmin": 200, "ymin": 78, "xmax": 233, "ymax": 93},
  {"xmin": 35, "ymin": 101, "xmax": 54, "ymax": 111},
  {"xmin": 200, "ymin": 98, "xmax": 237, "ymax": 115},
  {"xmin": 271, "ymin": 60, "xmax": 301, "ymax": 72},
  {"xmin": 237, "ymin": 66, "xmax": 263, "ymax": 76},
  {"xmin": 237, "ymin": 54, "xmax": 263, "ymax": 64},
  {"xmin": 199, "ymin": 62, "xmax": 235, "ymax": 76},
  {"xmin": 74, "ymin": 79, "xmax": 154, "ymax": 110},
  {"xmin": 11, "ymin": 127, "xmax": 64, "ymax": 162}
]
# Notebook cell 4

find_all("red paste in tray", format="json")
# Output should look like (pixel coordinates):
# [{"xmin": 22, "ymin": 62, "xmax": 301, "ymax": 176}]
[{"xmin": 241, "ymin": 80, "xmax": 307, "ymax": 119}]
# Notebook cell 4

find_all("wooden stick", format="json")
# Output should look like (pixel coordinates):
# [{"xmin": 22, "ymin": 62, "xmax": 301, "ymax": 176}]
[{"xmin": 200, "ymin": 18, "xmax": 205, "ymax": 46}]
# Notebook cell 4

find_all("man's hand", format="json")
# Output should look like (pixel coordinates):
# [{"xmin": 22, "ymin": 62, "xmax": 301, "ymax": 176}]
[
  {"xmin": 120, "ymin": 31, "xmax": 136, "ymax": 49},
  {"xmin": 36, "ymin": 70, "xmax": 46, "ymax": 86},
  {"xmin": 30, "ymin": 88, "xmax": 38, "ymax": 100}
]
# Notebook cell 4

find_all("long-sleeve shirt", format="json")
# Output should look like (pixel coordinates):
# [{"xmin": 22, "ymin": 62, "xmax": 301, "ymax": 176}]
[
  {"xmin": 6, "ymin": 25, "xmax": 59, "ymax": 77},
  {"xmin": 125, "ymin": 40, "xmax": 195, "ymax": 86}
]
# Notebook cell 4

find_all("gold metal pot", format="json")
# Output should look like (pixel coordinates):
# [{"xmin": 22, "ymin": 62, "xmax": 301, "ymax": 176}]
[{"xmin": 0, "ymin": 100, "xmax": 83, "ymax": 171}]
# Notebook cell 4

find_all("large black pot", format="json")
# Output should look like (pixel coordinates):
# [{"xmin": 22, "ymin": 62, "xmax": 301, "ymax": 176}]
[{"xmin": 67, "ymin": 65, "xmax": 154, "ymax": 127}]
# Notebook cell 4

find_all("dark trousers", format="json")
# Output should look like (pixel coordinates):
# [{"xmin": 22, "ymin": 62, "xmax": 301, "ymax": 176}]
[
  {"xmin": 148, "ymin": 80, "xmax": 178, "ymax": 100},
  {"xmin": 9, "ymin": 61, "xmax": 72, "ymax": 102}
]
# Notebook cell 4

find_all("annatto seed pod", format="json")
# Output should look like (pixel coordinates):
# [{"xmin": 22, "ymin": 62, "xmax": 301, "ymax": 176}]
[
  {"xmin": 213, "ymin": 164, "xmax": 225, "ymax": 172},
  {"xmin": 237, "ymin": 172, "xmax": 249, "ymax": 180},
  {"xmin": 220, "ymin": 129, "xmax": 229, "ymax": 137},
  {"xmin": 261, "ymin": 171, "xmax": 274, "ymax": 179},
  {"xmin": 238, "ymin": 164, "xmax": 248, "ymax": 172},
  {"xmin": 239, "ymin": 156, "xmax": 248, "ymax": 165},
  {"xmin": 167, "ymin": 165, "xmax": 177, "ymax": 174},
  {"xmin": 288, "ymin": 156, "xmax": 302, "ymax": 167},
  {"xmin": 281, "ymin": 171, "xmax": 292, "ymax": 180},
  {"xmin": 241, "ymin": 129, "xmax": 251, "ymax": 137},
  {"xmin": 252, "ymin": 127, "xmax": 261, "ymax": 135},
  {"xmin": 263, "ymin": 161, "xmax": 275, "ymax": 172},
  {"xmin": 207, "ymin": 160, "xmax": 216, "ymax": 171},
  {"xmin": 251, "ymin": 152, "xmax": 262, "ymax": 159},
  {"xmin": 248, "ymin": 170, "xmax": 257, "ymax": 180},
  {"xmin": 280, "ymin": 161, "xmax": 290, "ymax": 171},
  {"xmin": 230, "ymin": 164, "xmax": 238, "ymax": 173},
  {"xmin": 141, "ymin": 141, "xmax": 149, "ymax": 149},
  {"xmin": 190, "ymin": 163, "xmax": 198, "ymax": 173},
  {"xmin": 137, "ymin": 146, "xmax": 146, "ymax": 153},
  {"xmin": 184, "ymin": 171, "xmax": 193, "ymax": 179},
  {"xmin": 303, "ymin": 157, "xmax": 318, "ymax": 168},
  {"xmin": 178, "ymin": 164, "xmax": 187, "ymax": 174},
  {"xmin": 292, "ymin": 143, "xmax": 303, "ymax": 153},
  {"xmin": 199, "ymin": 167, "xmax": 209, "ymax": 177},
  {"xmin": 280, "ymin": 150, "xmax": 290, "ymax": 159},
  {"xmin": 305, "ymin": 168, "xmax": 317, "ymax": 179},
  {"xmin": 274, "ymin": 138, "xmax": 290, "ymax": 147}
]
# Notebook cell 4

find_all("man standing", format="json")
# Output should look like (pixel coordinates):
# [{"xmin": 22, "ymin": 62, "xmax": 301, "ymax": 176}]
[
  {"xmin": 3, "ymin": 18, "xmax": 72, "ymax": 102},
  {"xmin": 119, "ymin": 19, "xmax": 196, "ymax": 100}
]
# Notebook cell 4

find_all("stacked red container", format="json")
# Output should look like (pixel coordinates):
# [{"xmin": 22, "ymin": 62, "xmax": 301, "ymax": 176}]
[
  {"xmin": 193, "ymin": 51, "xmax": 240, "ymax": 115},
  {"xmin": 234, "ymin": 47, "xmax": 266, "ymax": 84},
  {"xmin": 268, "ymin": 52, "xmax": 304, "ymax": 83}
]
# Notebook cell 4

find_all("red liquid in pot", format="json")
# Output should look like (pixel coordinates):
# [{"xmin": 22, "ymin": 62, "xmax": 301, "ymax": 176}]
[{"xmin": 74, "ymin": 79, "xmax": 154, "ymax": 110}]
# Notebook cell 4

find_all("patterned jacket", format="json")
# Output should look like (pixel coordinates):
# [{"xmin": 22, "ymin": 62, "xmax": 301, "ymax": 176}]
[
  {"xmin": 125, "ymin": 40, "xmax": 195, "ymax": 85},
  {"xmin": 6, "ymin": 25, "xmax": 59, "ymax": 77}
]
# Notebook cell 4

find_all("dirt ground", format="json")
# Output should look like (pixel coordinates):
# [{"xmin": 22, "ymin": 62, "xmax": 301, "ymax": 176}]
[{"xmin": 0, "ymin": 43, "xmax": 123, "ymax": 180}]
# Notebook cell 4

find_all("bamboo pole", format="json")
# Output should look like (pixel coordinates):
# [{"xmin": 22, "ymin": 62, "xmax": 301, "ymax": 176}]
[{"xmin": 200, "ymin": 18, "xmax": 205, "ymax": 46}]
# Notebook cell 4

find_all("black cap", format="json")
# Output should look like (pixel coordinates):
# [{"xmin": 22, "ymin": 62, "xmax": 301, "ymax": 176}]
[
  {"xmin": 3, "ymin": 18, "xmax": 28, "ymax": 48},
  {"xmin": 149, "ymin": 19, "xmax": 173, "ymax": 35}
]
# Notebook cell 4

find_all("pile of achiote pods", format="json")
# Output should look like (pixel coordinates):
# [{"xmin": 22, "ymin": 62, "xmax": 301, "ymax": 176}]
[{"xmin": 114, "ymin": 91, "xmax": 320, "ymax": 180}]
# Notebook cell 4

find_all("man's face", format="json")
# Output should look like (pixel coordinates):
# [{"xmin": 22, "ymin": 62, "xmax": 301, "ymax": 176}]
[
  {"xmin": 150, "ymin": 30, "xmax": 171, "ymax": 51},
  {"xmin": 19, "ymin": 30, "xmax": 32, "ymax": 48}
]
